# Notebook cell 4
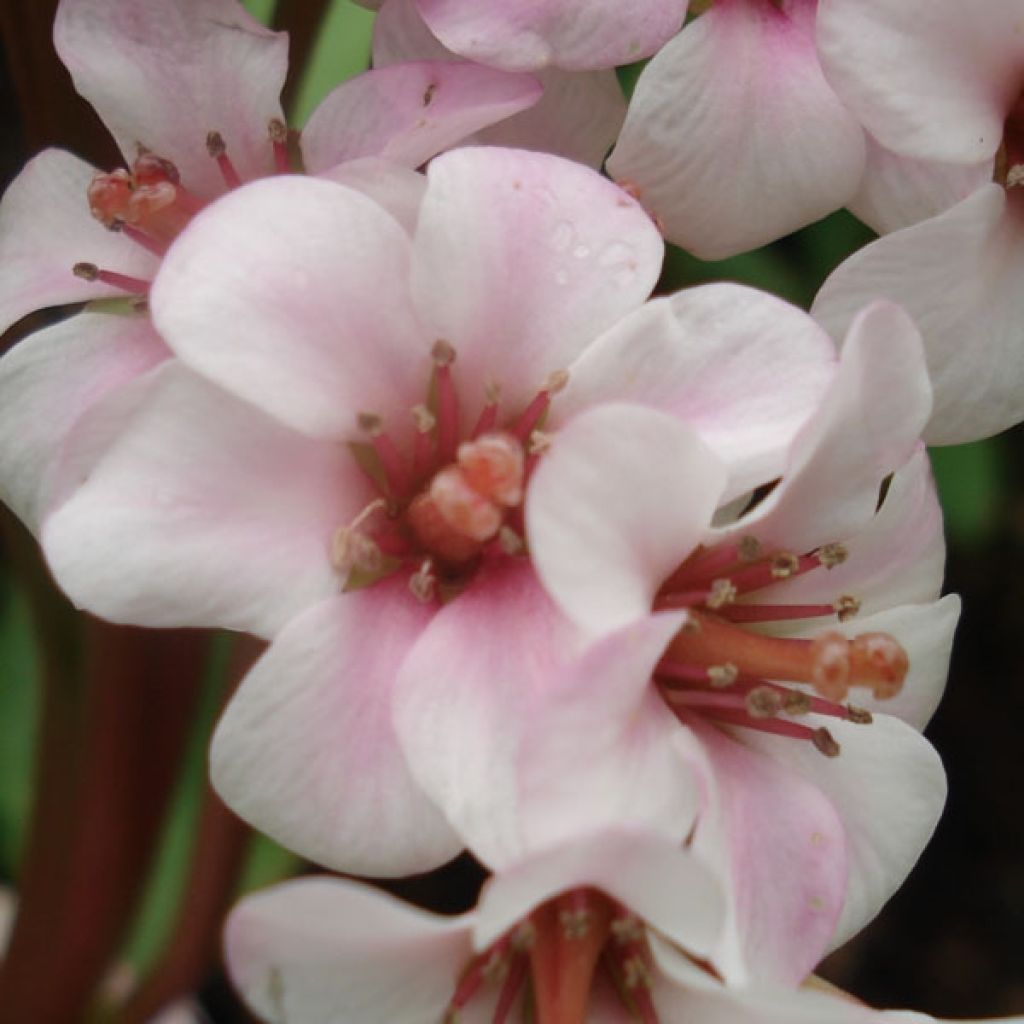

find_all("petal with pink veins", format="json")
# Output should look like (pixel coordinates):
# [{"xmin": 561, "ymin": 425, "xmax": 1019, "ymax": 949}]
[
  {"xmin": 151, "ymin": 176, "xmax": 427, "ymax": 439},
  {"xmin": 682, "ymin": 718, "xmax": 847, "ymax": 987},
  {"xmin": 212, "ymin": 584, "xmax": 462, "ymax": 876},
  {"xmin": 0, "ymin": 312, "xmax": 167, "ymax": 534},
  {"xmin": 740, "ymin": 714, "xmax": 947, "ymax": 950},
  {"xmin": 226, "ymin": 877, "xmax": 474, "ymax": 1024},
  {"xmin": 475, "ymin": 829, "xmax": 724, "ymax": 956},
  {"xmin": 817, "ymin": 0, "xmax": 1024, "ymax": 165},
  {"xmin": 54, "ymin": 0, "xmax": 287, "ymax": 197},
  {"xmin": 554, "ymin": 284, "xmax": 838, "ymax": 501},
  {"xmin": 608, "ymin": 0, "xmax": 865, "ymax": 259},
  {"xmin": 42, "ymin": 363, "xmax": 367, "ymax": 637},
  {"xmin": 850, "ymin": 134, "xmax": 993, "ymax": 236},
  {"xmin": 0, "ymin": 149, "xmax": 158, "ymax": 333},
  {"xmin": 412, "ymin": 0, "xmax": 687, "ymax": 72},
  {"xmin": 729, "ymin": 301, "xmax": 931, "ymax": 554},
  {"xmin": 813, "ymin": 185, "xmax": 1024, "ymax": 444},
  {"xmin": 528, "ymin": 403, "xmax": 726, "ymax": 635},
  {"xmin": 301, "ymin": 61, "xmax": 543, "ymax": 174},
  {"xmin": 411, "ymin": 148, "xmax": 663, "ymax": 414}
]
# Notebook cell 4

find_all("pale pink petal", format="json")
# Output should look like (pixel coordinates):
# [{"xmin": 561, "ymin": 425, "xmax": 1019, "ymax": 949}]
[
  {"xmin": 850, "ymin": 134, "xmax": 993, "ymax": 235},
  {"xmin": 475, "ymin": 829, "xmax": 724, "ymax": 956},
  {"xmin": 758, "ymin": 448, "xmax": 944, "ymax": 618},
  {"xmin": 555, "ymin": 284, "xmax": 838, "ymax": 500},
  {"xmin": 684, "ymin": 718, "xmax": 847, "ymax": 987},
  {"xmin": 474, "ymin": 68, "xmax": 626, "ymax": 170},
  {"xmin": 515, "ymin": 612, "xmax": 703, "ymax": 854},
  {"xmin": 527, "ymin": 403, "xmax": 726, "ymax": 635},
  {"xmin": 226, "ymin": 877, "xmax": 473, "ymax": 1024},
  {"xmin": 392, "ymin": 561, "xmax": 584, "ymax": 868},
  {"xmin": 411, "ymin": 148, "xmax": 663, "ymax": 414},
  {"xmin": 732, "ymin": 301, "xmax": 931, "ymax": 553},
  {"xmin": 373, "ymin": 0, "xmax": 626, "ymax": 168},
  {"xmin": 212, "ymin": 586, "xmax": 461, "ymax": 876},
  {"xmin": 817, "ymin": 0, "xmax": 1024, "ymax": 164},
  {"xmin": 0, "ymin": 312, "xmax": 166, "ymax": 533},
  {"xmin": 301, "ymin": 61, "xmax": 542, "ymax": 174},
  {"xmin": 813, "ymin": 185, "xmax": 1024, "ymax": 444},
  {"xmin": 741, "ymin": 714, "xmax": 947, "ymax": 949},
  {"xmin": 151, "ymin": 176, "xmax": 427, "ymax": 439},
  {"xmin": 412, "ymin": 0, "xmax": 687, "ymax": 71},
  {"xmin": 54, "ymin": 0, "xmax": 287, "ymax": 197},
  {"xmin": 608, "ymin": 0, "xmax": 865, "ymax": 259},
  {"xmin": 0, "ymin": 149, "xmax": 158, "ymax": 333},
  {"xmin": 42, "ymin": 363, "xmax": 365, "ymax": 636},
  {"xmin": 314, "ymin": 158, "xmax": 426, "ymax": 236}
]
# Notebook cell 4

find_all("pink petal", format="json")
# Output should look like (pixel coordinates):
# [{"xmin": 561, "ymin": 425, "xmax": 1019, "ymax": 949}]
[
  {"xmin": 392, "ymin": 561, "xmax": 585, "ymax": 868},
  {"xmin": 42, "ymin": 363, "xmax": 366, "ymax": 637},
  {"xmin": 850, "ymin": 134, "xmax": 993, "ymax": 236},
  {"xmin": 685, "ymin": 718, "xmax": 847, "ymax": 986},
  {"xmin": 813, "ymin": 185, "xmax": 1024, "ymax": 444},
  {"xmin": 608, "ymin": 0, "xmax": 865, "ymax": 259},
  {"xmin": 314, "ymin": 158, "xmax": 426, "ymax": 236},
  {"xmin": 0, "ymin": 149, "xmax": 158, "ymax": 333},
  {"xmin": 555, "ymin": 284, "xmax": 838, "ymax": 501},
  {"xmin": 151, "ymin": 176, "xmax": 427, "ymax": 439},
  {"xmin": 301, "ymin": 61, "xmax": 543, "ymax": 174},
  {"xmin": 212, "ymin": 585, "xmax": 462, "ymax": 876},
  {"xmin": 475, "ymin": 829, "xmax": 724, "ymax": 956},
  {"xmin": 527, "ymin": 403, "xmax": 726, "ymax": 635},
  {"xmin": 0, "ymin": 312, "xmax": 166, "ymax": 534},
  {"xmin": 733, "ymin": 301, "xmax": 931, "ymax": 554},
  {"xmin": 226, "ymin": 877, "xmax": 473, "ymax": 1023},
  {"xmin": 411, "ymin": 148, "xmax": 664, "ymax": 416},
  {"xmin": 817, "ymin": 0, "xmax": 1023, "ymax": 164},
  {"xmin": 412, "ymin": 0, "xmax": 687, "ymax": 71},
  {"xmin": 54, "ymin": 0, "xmax": 287, "ymax": 197},
  {"xmin": 741, "ymin": 714, "xmax": 947, "ymax": 950}
]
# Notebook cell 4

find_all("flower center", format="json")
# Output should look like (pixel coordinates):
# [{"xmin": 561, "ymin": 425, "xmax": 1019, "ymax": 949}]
[
  {"xmin": 446, "ymin": 888, "xmax": 665, "ymax": 1024},
  {"xmin": 73, "ymin": 120, "xmax": 294, "ymax": 293},
  {"xmin": 331, "ymin": 342, "xmax": 567, "ymax": 603},
  {"xmin": 653, "ymin": 537, "xmax": 908, "ymax": 756}
]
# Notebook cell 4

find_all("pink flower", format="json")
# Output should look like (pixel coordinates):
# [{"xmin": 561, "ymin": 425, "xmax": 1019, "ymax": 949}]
[
  {"xmin": 39, "ymin": 147, "xmax": 839, "ymax": 877},
  {"xmin": 0, "ymin": 0, "xmax": 542, "ymax": 533},
  {"xmin": 810, "ymin": 0, "xmax": 1024, "ymax": 442},
  {"xmin": 606, "ymin": 0, "xmax": 866, "ymax": 258},
  {"xmin": 371, "ymin": 0, "xmax": 629, "ymax": 169}
]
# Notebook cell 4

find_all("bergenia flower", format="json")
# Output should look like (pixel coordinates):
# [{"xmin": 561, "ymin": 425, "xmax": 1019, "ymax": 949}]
[
  {"xmin": 606, "ymin": 0, "xmax": 866, "ymax": 258},
  {"xmin": 371, "ymin": 0, "xmax": 629, "ymax": 169},
  {"xmin": 810, "ymin": 0, "xmax": 1024, "ymax": 442},
  {"xmin": 224, "ymin": 831, "xmax": 1020, "ymax": 1024},
  {"xmin": 0, "ymin": 0, "xmax": 542, "ymax": 533},
  {"xmin": 37, "ymin": 147, "xmax": 839, "ymax": 877}
]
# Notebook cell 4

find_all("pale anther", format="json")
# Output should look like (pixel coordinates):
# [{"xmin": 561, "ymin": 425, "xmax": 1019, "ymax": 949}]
[
  {"xmin": 610, "ymin": 915, "xmax": 644, "ymax": 946},
  {"xmin": 431, "ymin": 338, "xmax": 456, "ymax": 366},
  {"xmin": 812, "ymin": 727, "xmax": 841, "ymax": 758},
  {"xmin": 543, "ymin": 368, "xmax": 570, "ymax": 394},
  {"xmin": 357, "ymin": 412, "xmax": 383, "ymax": 436},
  {"xmin": 409, "ymin": 560, "xmax": 437, "ymax": 603},
  {"xmin": 205, "ymin": 130, "xmax": 227, "ymax": 157},
  {"xmin": 268, "ymin": 118, "xmax": 288, "ymax": 142},
  {"xmin": 706, "ymin": 578, "xmax": 737, "ymax": 609},
  {"xmin": 411, "ymin": 404, "xmax": 436, "ymax": 433},
  {"xmin": 739, "ymin": 535, "xmax": 762, "ymax": 562},
  {"xmin": 784, "ymin": 691, "xmax": 812, "ymax": 715},
  {"xmin": 511, "ymin": 922, "xmax": 536, "ymax": 952},
  {"xmin": 73, "ymin": 261, "xmax": 99, "ymax": 281},
  {"xmin": 707, "ymin": 662, "xmax": 738, "ymax": 688},
  {"xmin": 771, "ymin": 552, "xmax": 800, "ymax": 578},
  {"xmin": 1007, "ymin": 164, "xmax": 1024, "ymax": 188},
  {"xmin": 818, "ymin": 542, "xmax": 848, "ymax": 568},
  {"xmin": 559, "ymin": 908, "xmax": 592, "ymax": 940},
  {"xmin": 498, "ymin": 526, "xmax": 524, "ymax": 555},
  {"xmin": 846, "ymin": 705, "xmax": 873, "ymax": 725},
  {"xmin": 622, "ymin": 956, "xmax": 653, "ymax": 990},
  {"xmin": 485, "ymin": 379, "xmax": 502, "ymax": 404},
  {"xmin": 834, "ymin": 595, "xmax": 860, "ymax": 621},
  {"xmin": 481, "ymin": 949, "xmax": 509, "ymax": 984},
  {"xmin": 746, "ymin": 686, "xmax": 783, "ymax": 719},
  {"xmin": 528, "ymin": 430, "xmax": 552, "ymax": 455}
]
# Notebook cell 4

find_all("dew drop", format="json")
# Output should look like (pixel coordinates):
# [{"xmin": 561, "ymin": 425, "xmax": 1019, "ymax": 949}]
[
  {"xmin": 572, "ymin": 243, "xmax": 591, "ymax": 260},
  {"xmin": 550, "ymin": 220, "xmax": 574, "ymax": 252}
]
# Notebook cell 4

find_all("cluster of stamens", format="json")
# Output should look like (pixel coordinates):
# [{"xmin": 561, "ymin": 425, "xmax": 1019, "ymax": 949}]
[
  {"xmin": 73, "ymin": 120, "xmax": 294, "ymax": 297},
  {"xmin": 653, "ymin": 537, "xmax": 908, "ymax": 757},
  {"xmin": 330, "ymin": 342, "xmax": 567, "ymax": 603},
  {"xmin": 445, "ymin": 889, "xmax": 664, "ymax": 1024}
]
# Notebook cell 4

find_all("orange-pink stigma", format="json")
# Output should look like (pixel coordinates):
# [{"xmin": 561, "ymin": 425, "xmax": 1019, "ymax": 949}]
[
  {"xmin": 331, "ymin": 342, "xmax": 567, "ymax": 603},
  {"xmin": 445, "ymin": 889, "xmax": 666, "ymax": 1024},
  {"xmin": 75, "ymin": 120, "xmax": 297, "ymax": 295},
  {"xmin": 653, "ymin": 538, "xmax": 908, "ymax": 756}
]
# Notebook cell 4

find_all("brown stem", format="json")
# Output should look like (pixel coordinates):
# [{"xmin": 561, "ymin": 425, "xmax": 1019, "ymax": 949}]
[{"xmin": 273, "ymin": 0, "xmax": 332, "ymax": 113}]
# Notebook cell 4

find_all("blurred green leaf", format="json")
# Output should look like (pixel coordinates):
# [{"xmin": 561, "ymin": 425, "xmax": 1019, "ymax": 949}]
[
  {"xmin": 290, "ymin": 1, "xmax": 376, "ymax": 128},
  {"xmin": 930, "ymin": 440, "xmax": 1004, "ymax": 545},
  {"xmin": 241, "ymin": 0, "xmax": 277, "ymax": 24}
]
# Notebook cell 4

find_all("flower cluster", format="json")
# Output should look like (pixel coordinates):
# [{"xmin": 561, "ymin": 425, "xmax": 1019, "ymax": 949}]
[{"xmin": 1, "ymin": 0, "xmax": 1022, "ymax": 1022}]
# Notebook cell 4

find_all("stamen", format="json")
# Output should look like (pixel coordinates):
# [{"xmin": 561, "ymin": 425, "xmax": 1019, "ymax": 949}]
[
  {"xmin": 330, "ymin": 499, "xmax": 387, "ymax": 572},
  {"xmin": 268, "ymin": 118, "xmax": 290, "ymax": 174},
  {"xmin": 411, "ymin": 404, "xmax": 436, "ymax": 481},
  {"xmin": 72, "ymin": 262, "xmax": 151, "ymax": 295},
  {"xmin": 511, "ymin": 369, "xmax": 569, "ymax": 442},
  {"xmin": 497, "ymin": 525, "xmax": 524, "ymax": 556},
  {"xmin": 720, "ymin": 602, "xmax": 837, "ymax": 624},
  {"xmin": 409, "ymin": 559, "xmax": 437, "ymax": 603},
  {"xmin": 846, "ymin": 705, "xmax": 873, "ymax": 725},
  {"xmin": 359, "ymin": 413, "xmax": 410, "ymax": 500},
  {"xmin": 206, "ymin": 131, "xmax": 242, "ymax": 188},
  {"xmin": 491, "ymin": 953, "xmax": 529, "ymax": 1024},
  {"xmin": 471, "ymin": 380, "xmax": 501, "ymax": 438},
  {"xmin": 692, "ymin": 707, "xmax": 842, "ymax": 756},
  {"xmin": 705, "ymin": 579, "xmax": 737, "ymax": 609},
  {"xmin": 817, "ymin": 543, "xmax": 848, "ymax": 568},
  {"xmin": 432, "ymin": 340, "xmax": 459, "ymax": 463},
  {"xmin": 528, "ymin": 430, "xmax": 552, "ymax": 456},
  {"xmin": 118, "ymin": 222, "xmax": 166, "ymax": 256},
  {"xmin": 834, "ymin": 595, "xmax": 860, "ymax": 622},
  {"xmin": 746, "ymin": 686, "xmax": 783, "ymax": 718}
]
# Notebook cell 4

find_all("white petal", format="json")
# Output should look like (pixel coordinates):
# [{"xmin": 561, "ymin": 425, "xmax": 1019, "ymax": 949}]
[{"xmin": 314, "ymin": 158, "xmax": 426, "ymax": 236}]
